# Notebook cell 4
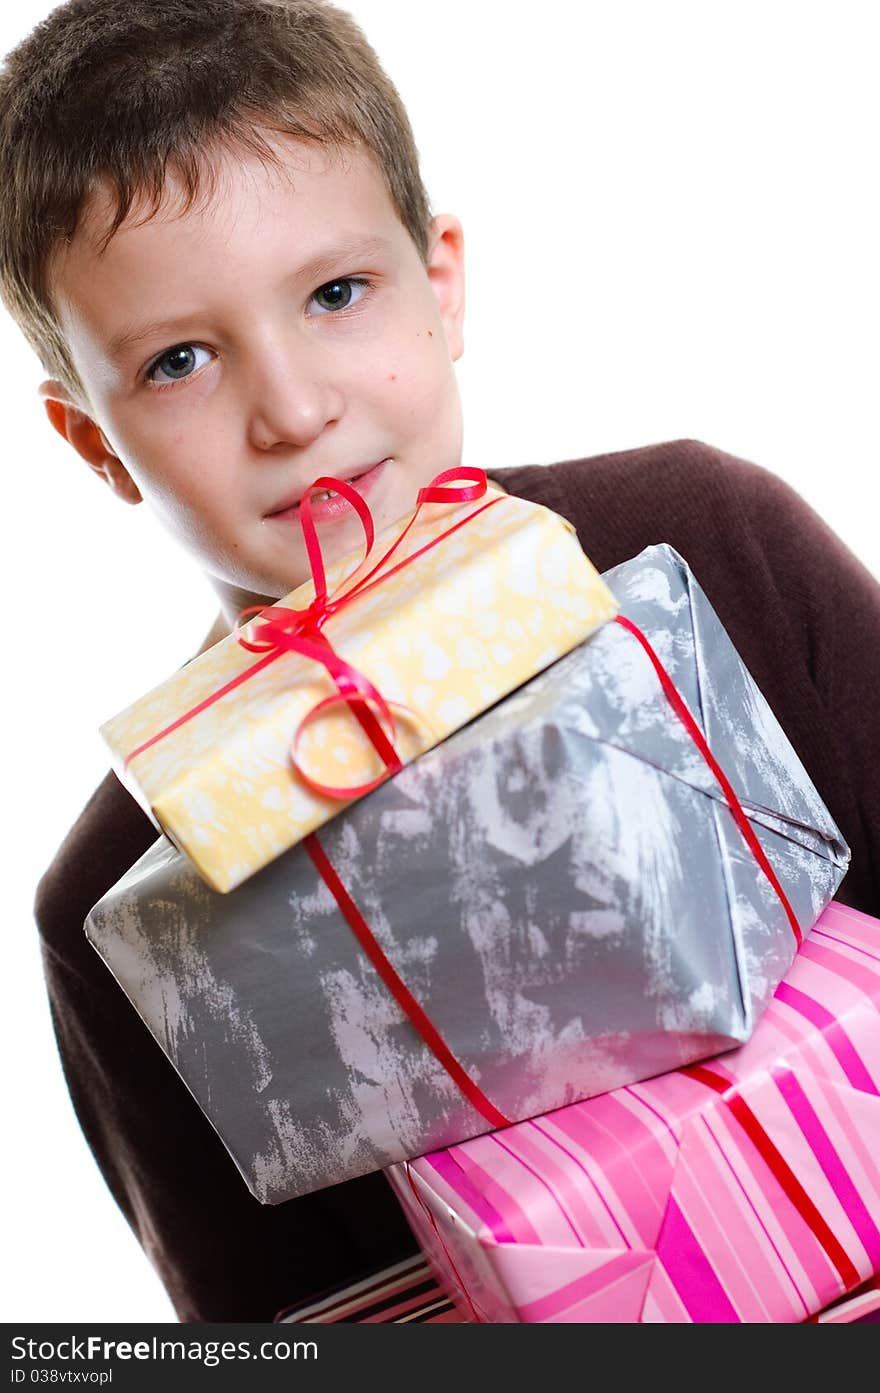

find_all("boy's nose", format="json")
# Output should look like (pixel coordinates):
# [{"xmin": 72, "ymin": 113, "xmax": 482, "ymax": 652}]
[{"xmin": 247, "ymin": 352, "xmax": 344, "ymax": 453}]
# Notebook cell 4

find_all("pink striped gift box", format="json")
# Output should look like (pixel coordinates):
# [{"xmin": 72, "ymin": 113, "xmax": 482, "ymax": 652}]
[{"xmin": 387, "ymin": 901, "xmax": 880, "ymax": 1323}]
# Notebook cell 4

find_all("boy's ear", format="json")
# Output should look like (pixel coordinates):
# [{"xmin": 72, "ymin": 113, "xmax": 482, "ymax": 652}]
[
  {"xmin": 425, "ymin": 214, "xmax": 465, "ymax": 361},
  {"xmin": 37, "ymin": 380, "xmax": 142, "ymax": 505}
]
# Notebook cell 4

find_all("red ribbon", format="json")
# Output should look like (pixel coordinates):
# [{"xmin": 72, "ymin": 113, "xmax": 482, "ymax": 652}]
[
  {"xmin": 305, "ymin": 832, "xmax": 512, "ymax": 1130},
  {"xmin": 684, "ymin": 1062, "xmax": 860, "ymax": 1292},
  {"xmin": 125, "ymin": 467, "xmax": 501, "ymax": 797},
  {"xmin": 305, "ymin": 610, "xmax": 801, "ymax": 1136},
  {"xmin": 613, "ymin": 615, "xmax": 802, "ymax": 946}
]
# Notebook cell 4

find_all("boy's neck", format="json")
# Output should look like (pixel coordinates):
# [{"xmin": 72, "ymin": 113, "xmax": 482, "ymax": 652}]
[{"xmin": 192, "ymin": 581, "xmax": 277, "ymax": 658}]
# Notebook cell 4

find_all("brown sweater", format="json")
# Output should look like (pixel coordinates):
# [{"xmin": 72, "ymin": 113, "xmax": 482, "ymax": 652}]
[{"xmin": 34, "ymin": 439, "xmax": 880, "ymax": 1322}]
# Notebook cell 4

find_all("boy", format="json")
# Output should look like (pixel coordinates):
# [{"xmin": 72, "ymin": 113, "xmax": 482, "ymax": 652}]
[{"xmin": 2, "ymin": 0, "xmax": 878, "ymax": 1323}]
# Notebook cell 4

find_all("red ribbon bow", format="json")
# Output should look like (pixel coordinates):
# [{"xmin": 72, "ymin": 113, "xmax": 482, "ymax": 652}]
[{"xmin": 125, "ymin": 466, "xmax": 502, "ymax": 796}]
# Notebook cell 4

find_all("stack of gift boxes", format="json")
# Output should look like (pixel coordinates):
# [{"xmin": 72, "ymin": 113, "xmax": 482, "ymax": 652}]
[{"xmin": 86, "ymin": 470, "xmax": 879, "ymax": 1323}]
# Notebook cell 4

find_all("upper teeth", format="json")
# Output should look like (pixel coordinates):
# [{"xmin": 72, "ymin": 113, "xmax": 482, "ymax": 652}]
[{"xmin": 313, "ymin": 489, "xmax": 339, "ymax": 501}]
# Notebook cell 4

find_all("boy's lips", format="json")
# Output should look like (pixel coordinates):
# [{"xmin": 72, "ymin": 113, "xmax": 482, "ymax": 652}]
[{"xmin": 264, "ymin": 458, "xmax": 390, "ymax": 523}]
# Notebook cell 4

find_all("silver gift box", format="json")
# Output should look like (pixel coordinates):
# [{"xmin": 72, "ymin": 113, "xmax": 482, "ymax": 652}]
[{"xmin": 85, "ymin": 544, "xmax": 850, "ymax": 1203}]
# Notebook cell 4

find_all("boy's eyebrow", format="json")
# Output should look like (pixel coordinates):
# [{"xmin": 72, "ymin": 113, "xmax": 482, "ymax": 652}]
[{"xmin": 104, "ymin": 234, "xmax": 394, "ymax": 363}]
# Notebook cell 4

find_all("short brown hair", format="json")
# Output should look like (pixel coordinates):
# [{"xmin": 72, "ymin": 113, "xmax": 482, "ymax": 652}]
[{"xmin": 0, "ymin": 0, "xmax": 433, "ymax": 406}]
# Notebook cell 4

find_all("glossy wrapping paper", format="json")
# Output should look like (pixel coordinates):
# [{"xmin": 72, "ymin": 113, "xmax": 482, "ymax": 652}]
[
  {"xmin": 388, "ymin": 902, "xmax": 880, "ymax": 1324},
  {"xmin": 812, "ymin": 1275, "xmax": 880, "ymax": 1323},
  {"xmin": 99, "ymin": 485, "xmax": 617, "ymax": 892},
  {"xmin": 86, "ymin": 544, "xmax": 848, "ymax": 1204}
]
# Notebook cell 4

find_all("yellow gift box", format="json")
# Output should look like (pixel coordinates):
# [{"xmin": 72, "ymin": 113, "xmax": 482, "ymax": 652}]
[{"xmin": 101, "ymin": 476, "xmax": 618, "ymax": 892}]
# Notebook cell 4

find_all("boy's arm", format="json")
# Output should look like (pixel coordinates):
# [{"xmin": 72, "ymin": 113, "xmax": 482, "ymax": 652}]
[
  {"xmin": 721, "ymin": 451, "xmax": 880, "ymax": 918},
  {"xmin": 34, "ymin": 772, "xmax": 417, "ymax": 1322}
]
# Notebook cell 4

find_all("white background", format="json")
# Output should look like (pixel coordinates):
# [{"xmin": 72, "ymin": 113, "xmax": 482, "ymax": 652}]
[{"xmin": 2, "ymin": 0, "xmax": 878, "ymax": 1322}]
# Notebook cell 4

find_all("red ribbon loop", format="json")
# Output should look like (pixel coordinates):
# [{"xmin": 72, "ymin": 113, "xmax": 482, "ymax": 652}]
[
  {"xmin": 289, "ymin": 692, "xmax": 441, "ymax": 800},
  {"xmin": 125, "ymin": 467, "xmax": 495, "ymax": 790},
  {"xmin": 239, "ymin": 468, "xmax": 488, "ymax": 797},
  {"xmin": 298, "ymin": 474, "xmax": 376, "ymax": 609}
]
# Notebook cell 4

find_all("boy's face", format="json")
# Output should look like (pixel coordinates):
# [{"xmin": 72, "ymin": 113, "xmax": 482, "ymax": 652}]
[{"xmin": 43, "ymin": 136, "xmax": 465, "ymax": 611}]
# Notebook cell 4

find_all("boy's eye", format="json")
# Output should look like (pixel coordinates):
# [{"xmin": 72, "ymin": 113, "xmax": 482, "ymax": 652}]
[
  {"xmin": 146, "ymin": 343, "xmax": 211, "ymax": 386},
  {"xmin": 143, "ymin": 277, "xmax": 370, "ymax": 387},
  {"xmin": 309, "ymin": 277, "xmax": 370, "ymax": 314}
]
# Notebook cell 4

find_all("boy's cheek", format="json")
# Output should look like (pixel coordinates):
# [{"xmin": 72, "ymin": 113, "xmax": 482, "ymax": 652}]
[
  {"xmin": 132, "ymin": 465, "xmax": 221, "ymax": 530},
  {"xmin": 398, "ymin": 358, "xmax": 460, "ymax": 426}
]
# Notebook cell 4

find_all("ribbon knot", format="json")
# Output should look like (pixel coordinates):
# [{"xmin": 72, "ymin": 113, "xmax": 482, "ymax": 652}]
[
  {"xmin": 125, "ymin": 466, "xmax": 497, "ymax": 801},
  {"xmin": 233, "ymin": 468, "xmax": 492, "ymax": 797}
]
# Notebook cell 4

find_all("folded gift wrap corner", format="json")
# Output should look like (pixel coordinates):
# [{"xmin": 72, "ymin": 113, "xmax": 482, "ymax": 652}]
[
  {"xmin": 389, "ymin": 902, "xmax": 880, "ymax": 1323},
  {"xmin": 99, "ymin": 479, "xmax": 618, "ymax": 892},
  {"xmin": 394, "ymin": 1161, "xmax": 657, "ymax": 1323},
  {"xmin": 599, "ymin": 541, "xmax": 850, "ymax": 1030}
]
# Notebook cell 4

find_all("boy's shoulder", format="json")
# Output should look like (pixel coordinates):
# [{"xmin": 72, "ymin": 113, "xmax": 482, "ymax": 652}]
[
  {"xmin": 494, "ymin": 434, "xmax": 868, "ymax": 819},
  {"xmin": 492, "ymin": 436, "xmax": 794, "ymax": 578}
]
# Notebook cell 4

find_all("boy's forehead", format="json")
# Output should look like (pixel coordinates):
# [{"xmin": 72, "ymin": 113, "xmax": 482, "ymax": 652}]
[
  {"xmin": 72, "ymin": 135, "xmax": 375, "ymax": 261},
  {"xmin": 48, "ymin": 135, "xmax": 408, "ymax": 361}
]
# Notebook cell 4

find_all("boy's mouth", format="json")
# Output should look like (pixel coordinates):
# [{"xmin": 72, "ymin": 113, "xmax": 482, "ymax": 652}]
[{"xmin": 265, "ymin": 458, "xmax": 390, "ymax": 523}]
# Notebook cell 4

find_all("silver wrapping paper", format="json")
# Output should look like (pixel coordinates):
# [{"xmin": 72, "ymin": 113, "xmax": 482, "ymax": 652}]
[{"xmin": 86, "ymin": 544, "xmax": 850, "ymax": 1203}]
